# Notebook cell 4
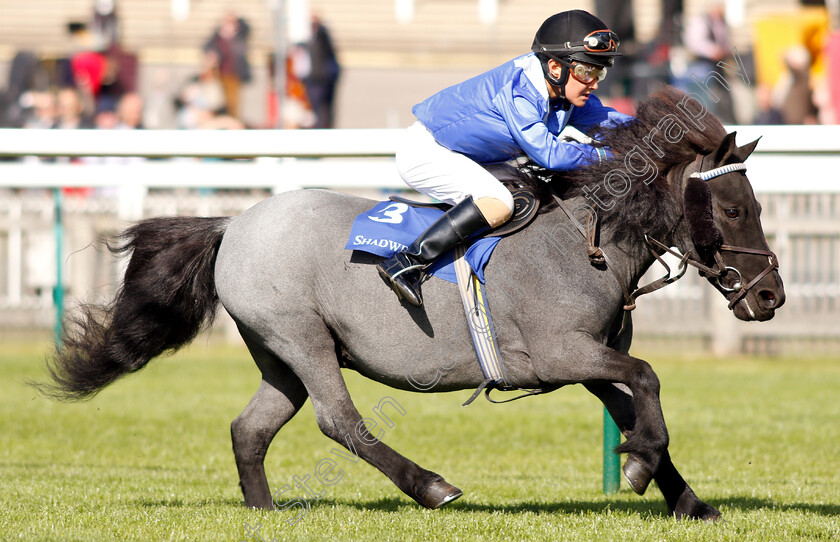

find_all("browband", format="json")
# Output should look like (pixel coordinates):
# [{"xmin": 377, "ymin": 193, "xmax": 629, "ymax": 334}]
[{"xmin": 689, "ymin": 163, "xmax": 747, "ymax": 181}]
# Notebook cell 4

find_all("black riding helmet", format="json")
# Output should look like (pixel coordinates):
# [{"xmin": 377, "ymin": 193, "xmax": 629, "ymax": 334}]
[{"xmin": 531, "ymin": 10, "xmax": 621, "ymax": 90}]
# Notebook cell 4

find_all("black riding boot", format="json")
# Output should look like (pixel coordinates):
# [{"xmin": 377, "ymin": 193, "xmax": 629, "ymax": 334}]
[{"xmin": 377, "ymin": 196, "xmax": 490, "ymax": 307}]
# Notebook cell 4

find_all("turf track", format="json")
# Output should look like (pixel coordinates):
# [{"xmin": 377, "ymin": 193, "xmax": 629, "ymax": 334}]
[{"xmin": 2, "ymin": 340, "xmax": 839, "ymax": 541}]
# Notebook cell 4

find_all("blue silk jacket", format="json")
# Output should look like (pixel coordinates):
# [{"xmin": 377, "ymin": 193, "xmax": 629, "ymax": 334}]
[{"xmin": 412, "ymin": 53, "xmax": 633, "ymax": 170}]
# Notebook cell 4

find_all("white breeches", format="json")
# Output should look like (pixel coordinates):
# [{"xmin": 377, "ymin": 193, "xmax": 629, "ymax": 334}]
[{"xmin": 395, "ymin": 121, "xmax": 515, "ymax": 215}]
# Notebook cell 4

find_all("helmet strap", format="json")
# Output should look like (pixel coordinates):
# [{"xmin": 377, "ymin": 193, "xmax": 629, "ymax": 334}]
[{"xmin": 538, "ymin": 54, "xmax": 569, "ymax": 98}]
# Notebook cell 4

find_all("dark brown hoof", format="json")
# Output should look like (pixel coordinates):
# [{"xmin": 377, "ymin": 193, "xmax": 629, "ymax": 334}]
[
  {"xmin": 674, "ymin": 490, "xmax": 722, "ymax": 521},
  {"xmin": 623, "ymin": 455, "xmax": 653, "ymax": 495},
  {"xmin": 419, "ymin": 480, "xmax": 463, "ymax": 509},
  {"xmin": 697, "ymin": 504, "xmax": 722, "ymax": 522}
]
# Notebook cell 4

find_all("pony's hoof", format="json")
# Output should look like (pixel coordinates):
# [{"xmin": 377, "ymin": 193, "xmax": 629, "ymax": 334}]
[
  {"xmin": 623, "ymin": 455, "xmax": 653, "ymax": 495},
  {"xmin": 673, "ymin": 489, "xmax": 722, "ymax": 521},
  {"xmin": 691, "ymin": 503, "xmax": 722, "ymax": 522},
  {"xmin": 419, "ymin": 480, "xmax": 463, "ymax": 509}
]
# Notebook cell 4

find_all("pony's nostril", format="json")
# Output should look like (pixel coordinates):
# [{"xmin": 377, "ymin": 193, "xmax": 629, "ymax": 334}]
[{"xmin": 758, "ymin": 289, "xmax": 777, "ymax": 309}]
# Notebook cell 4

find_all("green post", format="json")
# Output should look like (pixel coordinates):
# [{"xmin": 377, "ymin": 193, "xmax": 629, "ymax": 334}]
[
  {"xmin": 53, "ymin": 187, "xmax": 64, "ymax": 341},
  {"xmin": 602, "ymin": 406, "xmax": 621, "ymax": 494}
]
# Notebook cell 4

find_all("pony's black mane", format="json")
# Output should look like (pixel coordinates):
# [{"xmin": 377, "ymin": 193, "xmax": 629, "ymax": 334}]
[{"xmin": 513, "ymin": 86, "xmax": 728, "ymax": 242}]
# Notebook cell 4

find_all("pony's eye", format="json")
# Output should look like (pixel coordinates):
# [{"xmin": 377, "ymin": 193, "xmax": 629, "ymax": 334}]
[{"xmin": 725, "ymin": 208, "xmax": 739, "ymax": 219}]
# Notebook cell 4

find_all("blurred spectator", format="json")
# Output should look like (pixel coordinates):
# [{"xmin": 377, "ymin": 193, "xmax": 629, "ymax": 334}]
[
  {"xmin": 80, "ymin": 1, "xmax": 139, "ymax": 120},
  {"xmin": 825, "ymin": 31, "xmax": 840, "ymax": 124},
  {"xmin": 143, "ymin": 69, "xmax": 176, "ymax": 129},
  {"xmin": 71, "ymin": 47, "xmax": 107, "ymax": 104},
  {"xmin": 302, "ymin": 16, "xmax": 340, "ymax": 128},
  {"xmin": 176, "ymin": 84, "xmax": 215, "ymax": 130},
  {"xmin": 92, "ymin": 0, "xmax": 120, "ymax": 50},
  {"xmin": 22, "ymin": 91, "xmax": 57, "ymax": 129},
  {"xmin": 1, "ymin": 51, "xmax": 45, "ymax": 127},
  {"xmin": 66, "ymin": 22, "xmax": 105, "ymax": 115},
  {"xmin": 685, "ymin": 6, "xmax": 729, "ymax": 68},
  {"xmin": 116, "ymin": 92, "xmax": 144, "ymax": 129},
  {"xmin": 287, "ymin": 46, "xmax": 316, "ymax": 128},
  {"xmin": 54, "ymin": 87, "xmax": 94, "ymax": 196},
  {"xmin": 54, "ymin": 87, "xmax": 92, "ymax": 130},
  {"xmin": 595, "ymin": 0, "xmax": 638, "ymax": 99},
  {"xmin": 203, "ymin": 12, "xmax": 252, "ymax": 119},
  {"xmin": 176, "ymin": 78, "xmax": 244, "ymax": 130},
  {"xmin": 753, "ymin": 85, "xmax": 784, "ymax": 125},
  {"xmin": 266, "ymin": 48, "xmax": 316, "ymax": 129},
  {"xmin": 176, "ymin": 59, "xmax": 227, "ymax": 129},
  {"xmin": 97, "ymin": 46, "xmax": 139, "ymax": 114},
  {"xmin": 774, "ymin": 47, "xmax": 818, "ymax": 125},
  {"xmin": 678, "ymin": 5, "xmax": 735, "ymax": 123},
  {"xmin": 812, "ymin": 77, "xmax": 836, "ymax": 125},
  {"xmin": 93, "ymin": 99, "xmax": 119, "ymax": 130}
]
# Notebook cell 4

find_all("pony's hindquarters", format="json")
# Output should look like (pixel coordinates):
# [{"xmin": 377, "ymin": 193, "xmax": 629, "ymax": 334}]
[{"xmin": 37, "ymin": 216, "xmax": 231, "ymax": 401}]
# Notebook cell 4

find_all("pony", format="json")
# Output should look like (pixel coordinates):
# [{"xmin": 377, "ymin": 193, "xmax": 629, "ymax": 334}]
[{"xmin": 39, "ymin": 87, "xmax": 784, "ymax": 521}]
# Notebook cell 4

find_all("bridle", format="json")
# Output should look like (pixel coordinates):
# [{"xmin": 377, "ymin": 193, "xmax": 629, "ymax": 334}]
[
  {"xmin": 553, "ymin": 151, "xmax": 780, "ymax": 337},
  {"xmin": 680, "ymin": 153, "xmax": 780, "ymax": 310},
  {"xmin": 642, "ymin": 234, "xmax": 779, "ymax": 311}
]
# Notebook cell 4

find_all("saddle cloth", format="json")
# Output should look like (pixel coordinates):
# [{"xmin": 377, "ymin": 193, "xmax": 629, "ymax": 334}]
[
  {"xmin": 347, "ymin": 200, "xmax": 522, "ymax": 403},
  {"xmin": 345, "ymin": 201, "xmax": 501, "ymax": 284}
]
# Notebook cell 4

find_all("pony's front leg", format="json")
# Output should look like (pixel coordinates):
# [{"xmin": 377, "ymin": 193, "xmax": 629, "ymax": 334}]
[
  {"xmin": 585, "ymin": 382, "xmax": 721, "ymax": 520},
  {"xmin": 555, "ymin": 337, "xmax": 668, "ymax": 493}
]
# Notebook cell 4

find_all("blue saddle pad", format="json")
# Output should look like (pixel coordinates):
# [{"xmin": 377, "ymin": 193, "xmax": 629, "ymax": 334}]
[{"xmin": 345, "ymin": 201, "xmax": 501, "ymax": 284}]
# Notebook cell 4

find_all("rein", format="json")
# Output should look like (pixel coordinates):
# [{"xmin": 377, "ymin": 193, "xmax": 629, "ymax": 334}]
[{"xmin": 552, "ymin": 152, "xmax": 779, "ymax": 339}]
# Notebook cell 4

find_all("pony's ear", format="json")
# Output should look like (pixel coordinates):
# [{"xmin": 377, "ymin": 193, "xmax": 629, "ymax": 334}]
[
  {"xmin": 684, "ymin": 178, "xmax": 723, "ymax": 257},
  {"xmin": 709, "ymin": 131, "xmax": 738, "ymax": 167},
  {"xmin": 734, "ymin": 136, "xmax": 761, "ymax": 162}
]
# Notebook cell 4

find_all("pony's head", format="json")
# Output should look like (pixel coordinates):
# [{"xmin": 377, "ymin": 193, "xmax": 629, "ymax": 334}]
[
  {"xmin": 676, "ymin": 131, "xmax": 785, "ymax": 321},
  {"xmin": 552, "ymin": 86, "xmax": 785, "ymax": 322}
]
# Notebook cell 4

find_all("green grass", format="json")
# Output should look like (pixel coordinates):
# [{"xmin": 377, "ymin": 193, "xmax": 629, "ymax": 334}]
[{"xmin": 2, "ymin": 339, "xmax": 839, "ymax": 541}]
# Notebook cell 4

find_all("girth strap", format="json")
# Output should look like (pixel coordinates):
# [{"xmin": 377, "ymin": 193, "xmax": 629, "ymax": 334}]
[
  {"xmin": 462, "ymin": 378, "xmax": 561, "ymax": 406},
  {"xmin": 452, "ymin": 245, "xmax": 561, "ymax": 407}
]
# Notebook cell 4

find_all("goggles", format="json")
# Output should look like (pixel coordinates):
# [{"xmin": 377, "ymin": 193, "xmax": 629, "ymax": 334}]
[
  {"xmin": 536, "ymin": 29, "xmax": 620, "ymax": 56},
  {"xmin": 567, "ymin": 61, "xmax": 608, "ymax": 84},
  {"xmin": 580, "ymin": 29, "xmax": 620, "ymax": 53}
]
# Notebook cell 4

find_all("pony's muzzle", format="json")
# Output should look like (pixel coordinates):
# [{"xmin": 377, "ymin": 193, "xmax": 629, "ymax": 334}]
[{"xmin": 757, "ymin": 287, "xmax": 784, "ymax": 311}]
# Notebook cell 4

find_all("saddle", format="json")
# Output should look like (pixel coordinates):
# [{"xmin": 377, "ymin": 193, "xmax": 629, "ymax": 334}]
[{"xmin": 388, "ymin": 163, "xmax": 541, "ymax": 238}]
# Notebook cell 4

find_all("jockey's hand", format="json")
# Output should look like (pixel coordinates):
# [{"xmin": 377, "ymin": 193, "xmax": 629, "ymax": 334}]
[{"xmin": 559, "ymin": 125, "xmax": 597, "ymax": 146}]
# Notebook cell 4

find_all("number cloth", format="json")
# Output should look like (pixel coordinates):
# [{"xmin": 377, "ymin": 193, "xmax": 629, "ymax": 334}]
[{"xmin": 346, "ymin": 201, "xmax": 501, "ymax": 284}]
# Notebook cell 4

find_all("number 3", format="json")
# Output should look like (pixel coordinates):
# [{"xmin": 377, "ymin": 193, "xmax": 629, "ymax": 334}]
[{"xmin": 368, "ymin": 203, "xmax": 409, "ymax": 224}]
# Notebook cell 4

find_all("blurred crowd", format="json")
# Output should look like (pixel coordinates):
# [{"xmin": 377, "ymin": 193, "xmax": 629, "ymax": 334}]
[
  {"xmin": 0, "ymin": 2, "xmax": 341, "ymax": 134},
  {"xmin": 600, "ymin": 3, "xmax": 838, "ymax": 125},
  {"xmin": 0, "ymin": 1, "xmax": 837, "ymax": 136}
]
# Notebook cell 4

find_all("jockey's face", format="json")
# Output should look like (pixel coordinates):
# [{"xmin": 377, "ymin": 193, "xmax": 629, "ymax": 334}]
[{"xmin": 546, "ymin": 59, "xmax": 600, "ymax": 107}]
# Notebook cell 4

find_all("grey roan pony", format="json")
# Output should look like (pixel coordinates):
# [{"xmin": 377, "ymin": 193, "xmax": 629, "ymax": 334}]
[{"xmin": 40, "ymin": 88, "xmax": 784, "ymax": 521}]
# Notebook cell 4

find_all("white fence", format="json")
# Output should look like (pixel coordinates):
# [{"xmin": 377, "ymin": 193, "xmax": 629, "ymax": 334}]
[{"xmin": 1, "ymin": 127, "xmax": 839, "ymax": 354}]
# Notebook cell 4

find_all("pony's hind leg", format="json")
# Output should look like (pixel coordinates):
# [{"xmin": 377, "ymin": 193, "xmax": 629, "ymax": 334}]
[
  {"xmin": 306, "ymin": 370, "xmax": 462, "ymax": 508},
  {"xmin": 585, "ymin": 382, "xmax": 721, "ymax": 521},
  {"xmin": 265, "ymin": 320, "xmax": 462, "ymax": 509},
  {"xmin": 232, "ymin": 337, "xmax": 309, "ymax": 509}
]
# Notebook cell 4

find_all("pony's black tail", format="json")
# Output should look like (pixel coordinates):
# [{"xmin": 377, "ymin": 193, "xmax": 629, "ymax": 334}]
[{"xmin": 36, "ymin": 216, "xmax": 232, "ymax": 401}]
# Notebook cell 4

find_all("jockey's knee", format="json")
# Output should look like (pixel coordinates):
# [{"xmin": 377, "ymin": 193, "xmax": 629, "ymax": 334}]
[{"xmin": 476, "ymin": 195, "xmax": 514, "ymax": 228}]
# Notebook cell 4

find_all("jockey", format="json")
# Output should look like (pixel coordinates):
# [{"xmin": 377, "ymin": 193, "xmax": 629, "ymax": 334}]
[{"xmin": 378, "ymin": 9, "xmax": 633, "ymax": 307}]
